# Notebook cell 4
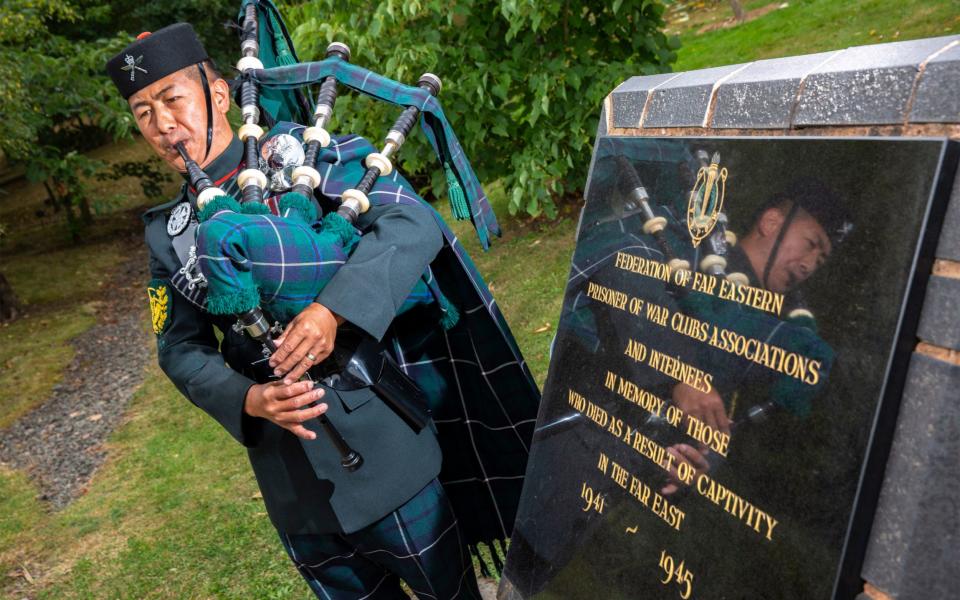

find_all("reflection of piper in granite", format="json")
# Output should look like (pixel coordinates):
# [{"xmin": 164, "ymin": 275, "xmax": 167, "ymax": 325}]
[
  {"xmin": 566, "ymin": 153, "xmax": 853, "ymax": 496},
  {"xmin": 641, "ymin": 165, "xmax": 852, "ymax": 493}
]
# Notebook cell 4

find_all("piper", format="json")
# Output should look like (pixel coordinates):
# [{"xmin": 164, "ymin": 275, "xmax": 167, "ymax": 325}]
[{"xmin": 107, "ymin": 9, "xmax": 540, "ymax": 597}]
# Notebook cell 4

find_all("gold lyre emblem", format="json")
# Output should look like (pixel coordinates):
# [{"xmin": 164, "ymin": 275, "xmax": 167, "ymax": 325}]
[
  {"xmin": 687, "ymin": 152, "xmax": 727, "ymax": 248},
  {"xmin": 147, "ymin": 281, "xmax": 170, "ymax": 335}
]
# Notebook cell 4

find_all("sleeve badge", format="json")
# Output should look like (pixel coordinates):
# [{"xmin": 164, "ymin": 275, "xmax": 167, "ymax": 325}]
[{"xmin": 147, "ymin": 279, "xmax": 172, "ymax": 336}]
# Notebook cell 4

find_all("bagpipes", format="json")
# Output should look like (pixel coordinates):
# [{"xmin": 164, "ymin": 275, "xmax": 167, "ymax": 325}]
[
  {"xmin": 181, "ymin": 0, "xmax": 486, "ymax": 470},
  {"xmin": 613, "ymin": 153, "xmax": 833, "ymax": 425}
]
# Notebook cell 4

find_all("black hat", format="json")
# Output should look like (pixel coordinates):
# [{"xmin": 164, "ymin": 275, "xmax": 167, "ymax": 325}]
[
  {"xmin": 758, "ymin": 177, "xmax": 854, "ymax": 245},
  {"xmin": 106, "ymin": 23, "xmax": 209, "ymax": 99}
]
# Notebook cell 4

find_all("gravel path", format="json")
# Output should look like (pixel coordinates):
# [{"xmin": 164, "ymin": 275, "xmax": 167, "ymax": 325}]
[{"xmin": 0, "ymin": 243, "xmax": 151, "ymax": 508}]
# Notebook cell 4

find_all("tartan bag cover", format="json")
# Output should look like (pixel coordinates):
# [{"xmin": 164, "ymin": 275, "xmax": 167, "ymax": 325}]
[{"xmin": 194, "ymin": 192, "xmax": 444, "ymax": 325}]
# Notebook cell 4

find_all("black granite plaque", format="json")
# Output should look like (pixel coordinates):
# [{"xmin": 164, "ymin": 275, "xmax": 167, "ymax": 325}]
[{"xmin": 501, "ymin": 137, "xmax": 958, "ymax": 600}]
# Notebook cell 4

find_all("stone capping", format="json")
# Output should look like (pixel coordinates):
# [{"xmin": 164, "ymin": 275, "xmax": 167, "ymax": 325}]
[{"xmin": 606, "ymin": 35, "xmax": 960, "ymax": 131}]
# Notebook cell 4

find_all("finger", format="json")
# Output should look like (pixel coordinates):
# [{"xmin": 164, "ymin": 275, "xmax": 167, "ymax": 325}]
[
  {"xmin": 275, "ymin": 336, "xmax": 316, "ymax": 376},
  {"xmin": 286, "ymin": 340, "xmax": 332, "ymax": 381},
  {"xmin": 287, "ymin": 424, "xmax": 317, "ymax": 441},
  {"xmin": 661, "ymin": 482, "xmax": 679, "ymax": 496},
  {"xmin": 270, "ymin": 326, "xmax": 306, "ymax": 369},
  {"xmin": 273, "ymin": 388, "xmax": 327, "ymax": 416},
  {"xmin": 675, "ymin": 443, "xmax": 710, "ymax": 470},
  {"xmin": 717, "ymin": 408, "xmax": 733, "ymax": 435},
  {"xmin": 714, "ymin": 406, "xmax": 731, "ymax": 435},
  {"xmin": 266, "ymin": 380, "xmax": 316, "ymax": 402},
  {"xmin": 277, "ymin": 403, "xmax": 329, "ymax": 424},
  {"xmin": 701, "ymin": 406, "xmax": 721, "ymax": 434},
  {"xmin": 664, "ymin": 446, "xmax": 685, "ymax": 484}
]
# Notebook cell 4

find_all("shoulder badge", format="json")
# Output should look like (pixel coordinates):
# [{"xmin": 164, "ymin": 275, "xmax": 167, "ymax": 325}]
[
  {"xmin": 167, "ymin": 202, "xmax": 193, "ymax": 236},
  {"xmin": 147, "ymin": 279, "xmax": 172, "ymax": 336}
]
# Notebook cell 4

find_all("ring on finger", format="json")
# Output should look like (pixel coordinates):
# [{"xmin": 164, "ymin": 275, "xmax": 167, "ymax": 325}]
[{"xmin": 306, "ymin": 352, "xmax": 317, "ymax": 362}]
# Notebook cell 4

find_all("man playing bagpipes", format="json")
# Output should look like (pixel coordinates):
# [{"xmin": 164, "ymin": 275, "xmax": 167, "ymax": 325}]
[{"xmin": 106, "ymin": 3, "xmax": 540, "ymax": 597}]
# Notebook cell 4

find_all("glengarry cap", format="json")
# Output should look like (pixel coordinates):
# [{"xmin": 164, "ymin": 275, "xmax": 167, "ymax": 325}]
[{"xmin": 106, "ymin": 23, "xmax": 209, "ymax": 99}]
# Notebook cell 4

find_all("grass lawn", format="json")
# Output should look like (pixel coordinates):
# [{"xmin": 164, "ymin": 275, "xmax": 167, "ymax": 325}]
[
  {"xmin": 1, "ymin": 364, "xmax": 299, "ymax": 599},
  {"xmin": 0, "ymin": 137, "xmax": 179, "ymax": 426},
  {"xmin": 2, "ymin": 0, "xmax": 956, "ymax": 595},
  {"xmin": 672, "ymin": 0, "xmax": 960, "ymax": 71}
]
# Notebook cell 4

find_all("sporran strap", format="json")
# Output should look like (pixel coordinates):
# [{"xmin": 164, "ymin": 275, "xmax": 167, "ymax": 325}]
[
  {"xmin": 762, "ymin": 201, "xmax": 800, "ymax": 289},
  {"xmin": 197, "ymin": 62, "xmax": 214, "ymax": 162}
]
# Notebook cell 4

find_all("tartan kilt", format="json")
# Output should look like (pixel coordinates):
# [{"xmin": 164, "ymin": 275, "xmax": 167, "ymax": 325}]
[{"xmin": 388, "ymin": 241, "xmax": 541, "ymax": 549}]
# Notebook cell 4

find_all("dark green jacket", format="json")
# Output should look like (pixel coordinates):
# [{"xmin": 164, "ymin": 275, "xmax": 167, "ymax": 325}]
[{"xmin": 144, "ymin": 136, "xmax": 443, "ymax": 535}]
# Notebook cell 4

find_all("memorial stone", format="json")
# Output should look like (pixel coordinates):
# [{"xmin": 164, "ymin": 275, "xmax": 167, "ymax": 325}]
[{"xmin": 501, "ymin": 35, "xmax": 960, "ymax": 600}]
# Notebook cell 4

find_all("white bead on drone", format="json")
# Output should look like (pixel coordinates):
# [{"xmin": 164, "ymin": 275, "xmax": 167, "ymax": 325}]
[
  {"xmin": 238, "ymin": 168, "xmax": 268, "ymax": 189},
  {"xmin": 236, "ymin": 56, "xmax": 264, "ymax": 72},
  {"xmin": 700, "ymin": 254, "xmax": 727, "ymax": 273},
  {"xmin": 642, "ymin": 216, "xmax": 668, "ymax": 235},
  {"xmin": 364, "ymin": 152, "xmax": 393, "ymax": 177},
  {"xmin": 238, "ymin": 123, "xmax": 264, "ymax": 141},
  {"xmin": 196, "ymin": 186, "xmax": 226, "ymax": 210},
  {"xmin": 724, "ymin": 230, "xmax": 738, "ymax": 246},
  {"xmin": 667, "ymin": 258, "xmax": 691, "ymax": 272},
  {"xmin": 291, "ymin": 165, "xmax": 322, "ymax": 189},
  {"xmin": 727, "ymin": 272, "xmax": 750, "ymax": 287},
  {"xmin": 788, "ymin": 308, "xmax": 815, "ymax": 320},
  {"xmin": 303, "ymin": 126, "xmax": 332, "ymax": 148},
  {"xmin": 341, "ymin": 188, "xmax": 371, "ymax": 214}
]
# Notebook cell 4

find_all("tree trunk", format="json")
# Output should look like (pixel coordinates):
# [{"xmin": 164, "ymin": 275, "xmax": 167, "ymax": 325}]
[
  {"xmin": 77, "ymin": 193, "xmax": 93, "ymax": 225},
  {"xmin": 729, "ymin": 0, "xmax": 746, "ymax": 22},
  {"xmin": 0, "ymin": 272, "xmax": 21, "ymax": 322},
  {"xmin": 48, "ymin": 178, "xmax": 81, "ymax": 241}
]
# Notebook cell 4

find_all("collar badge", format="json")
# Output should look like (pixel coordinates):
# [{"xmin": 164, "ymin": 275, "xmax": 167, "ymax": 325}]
[{"xmin": 167, "ymin": 202, "xmax": 193, "ymax": 236}]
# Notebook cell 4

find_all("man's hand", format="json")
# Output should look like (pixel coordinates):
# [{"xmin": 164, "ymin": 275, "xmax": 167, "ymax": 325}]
[
  {"xmin": 269, "ymin": 302, "xmax": 344, "ymax": 380},
  {"xmin": 661, "ymin": 443, "xmax": 710, "ymax": 496},
  {"xmin": 671, "ymin": 383, "xmax": 731, "ymax": 436},
  {"xmin": 244, "ymin": 380, "xmax": 328, "ymax": 440}
]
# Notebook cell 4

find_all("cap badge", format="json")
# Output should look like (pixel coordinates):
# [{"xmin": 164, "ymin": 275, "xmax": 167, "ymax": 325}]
[
  {"xmin": 687, "ymin": 151, "xmax": 727, "ymax": 248},
  {"xmin": 121, "ymin": 54, "xmax": 148, "ymax": 81}
]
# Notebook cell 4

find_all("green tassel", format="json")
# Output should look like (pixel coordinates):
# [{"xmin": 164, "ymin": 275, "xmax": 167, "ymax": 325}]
[
  {"xmin": 438, "ymin": 295, "xmax": 460, "ymax": 330},
  {"xmin": 279, "ymin": 192, "xmax": 317, "ymax": 223},
  {"xmin": 205, "ymin": 286, "xmax": 261, "ymax": 316},
  {"xmin": 197, "ymin": 195, "xmax": 241, "ymax": 222},
  {"xmin": 444, "ymin": 162, "xmax": 470, "ymax": 221},
  {"xmin": 239, "ymin": 201, "xmax": 272, "ymax": 215},
  {"xmin": 268, "ymin": 10, "xmax": 298, "ymax": 66},
  {"xmin": 321, "ymin": 212, "xmax": 359, "ymax": 249}
]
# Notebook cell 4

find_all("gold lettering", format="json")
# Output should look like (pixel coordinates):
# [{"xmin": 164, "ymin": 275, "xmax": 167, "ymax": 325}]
[
  {"xmin": 624, "ymin": 338, "xmax": 647, "ymax": 363},
  {"xmin": 614, "ymin": 251, "xmax": 672, "ymax": 282},
  {"xmin": 614, "ymin": 371, "xmax": 666, "ymax": 417},
  {"xmin": 717, "ymin": 278, "xmax": 785, "ymax": 316},
  {"xmin": 645, "ymin": 349, "xmax": 713, "ymax": 394},
  {"xmin": 694, "ymin": 474, "xmax": 778, "ymax": 541},
  {"xmin": 586, "ymin": 281, "xmax": 629, "ymax": 311},
  {"xmin": 684, "ymin": 414, "xmax": 730, "ymax": 457},
  {"xmin": 645, "ymin": 301, "xmax": 669, "ymax": 327},
  {"xmin": 707, "ymin": 326, "xmax": 824, "ymax": 387}
]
